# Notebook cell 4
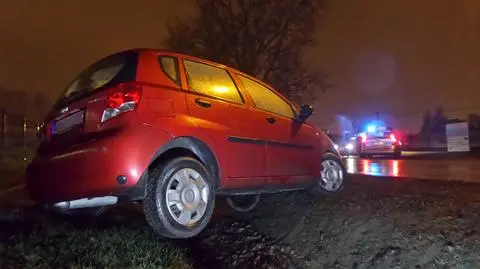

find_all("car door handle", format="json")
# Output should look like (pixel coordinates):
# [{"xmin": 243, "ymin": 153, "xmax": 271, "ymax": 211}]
[
  {"xmin": 266, "ymin": 117, "xmax": 276, "ymax": 124},
  {"xmin": 195, "ymin": 98, "xmax": 211, "ymax": 108}
]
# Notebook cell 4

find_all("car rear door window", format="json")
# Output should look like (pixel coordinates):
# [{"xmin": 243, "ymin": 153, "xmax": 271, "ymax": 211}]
[
  {"xmin": 238, "ymin": 75, "xmax": 294, "ymax": 118},
  {"xmin": 158, "ymin": 56, "xmax": 180, "ymax": 86},
  {"xmin": 183, "ymin": 60, "xmax": 243, "ymax": 104}
]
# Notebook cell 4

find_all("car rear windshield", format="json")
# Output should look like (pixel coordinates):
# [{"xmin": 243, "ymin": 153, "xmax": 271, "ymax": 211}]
[
  {"xmin": 369, "ymin": 130, "xmax": 392, "ymax": 138},
  {"xmin": 56, "ymin": 51, "xmax": 138, "ymax": 107}
]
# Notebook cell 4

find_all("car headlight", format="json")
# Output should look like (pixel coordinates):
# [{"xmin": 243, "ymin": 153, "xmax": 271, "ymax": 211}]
[{"xmin": 345, "ymin": 143, "xmax": 354, "ymax": 151}]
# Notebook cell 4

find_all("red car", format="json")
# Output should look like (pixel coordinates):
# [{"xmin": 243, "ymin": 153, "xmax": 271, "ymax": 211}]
[{"xmin": 26, "ymin": 49, "xmax": 346, "ymax": 238}]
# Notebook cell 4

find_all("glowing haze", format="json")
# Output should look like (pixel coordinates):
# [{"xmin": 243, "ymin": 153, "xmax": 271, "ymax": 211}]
[{"xmin": 1, "ymin": 0, "xmax": 479, "ymax": 132}]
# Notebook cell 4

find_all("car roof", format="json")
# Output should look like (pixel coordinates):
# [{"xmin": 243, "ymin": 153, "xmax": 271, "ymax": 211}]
[
  {"xmin": 127, "ymin": 48, "xmax": 274, "ymax": 87},
  {"xmin": 128, "ymin": 48, "xmax": 226, "ymax": 67}
]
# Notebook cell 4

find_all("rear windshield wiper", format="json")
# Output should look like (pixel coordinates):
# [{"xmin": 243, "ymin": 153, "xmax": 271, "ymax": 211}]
[{"xmin": 57, "ymin": 87, "xmax": 91, "ymax": 107}]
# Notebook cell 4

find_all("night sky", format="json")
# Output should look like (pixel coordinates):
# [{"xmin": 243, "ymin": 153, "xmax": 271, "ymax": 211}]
[{"xmin": 1, "ymin": 0, "xmax": 479, "ymax": 132}]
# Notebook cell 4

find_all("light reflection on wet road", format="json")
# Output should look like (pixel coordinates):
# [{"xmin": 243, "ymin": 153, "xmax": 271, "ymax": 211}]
[{"xmin": 346, "ymin": 157, "xmax": 480, "ymax": 182}]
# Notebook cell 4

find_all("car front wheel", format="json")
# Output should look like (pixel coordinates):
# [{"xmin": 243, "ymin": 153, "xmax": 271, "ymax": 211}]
[
  {"xmin": 310, "ymin": 153, "xmax": 347, "ymax": 197},
  {"xmin": 143, "ymin": 157, "xmax": 215, "ymax": 239}
]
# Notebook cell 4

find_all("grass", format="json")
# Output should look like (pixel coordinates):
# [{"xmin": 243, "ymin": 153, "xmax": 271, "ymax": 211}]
[
  {"xmin": 0, "ymin": 146, "xmax": 35, "ymax": 190},
  {"xmin": 0, "ymin": 169, "xmax": 24, "ymax": 190},
  {"xmin": 0, "ymin": 146, "xmax": 31, "ymax": 174},
  {"xmin": 0, "ymin": 158, "xmax": 28, "ymax": 171},
  {"xmin": 0, "ymin": 205, "xmax": 302, "ymax": 269},
  {"xmin": 0, "ymin": 210, "xmax": 192, "ymax": 269},
  {"xmin": 0, "ymin": 146, "xmax": 35, "ymax": 170}
]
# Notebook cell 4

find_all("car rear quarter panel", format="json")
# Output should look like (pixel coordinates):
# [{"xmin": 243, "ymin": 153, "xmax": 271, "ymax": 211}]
[{"xmin": 134, "ymin": 51, "xmax": 229, "ymax": 188}]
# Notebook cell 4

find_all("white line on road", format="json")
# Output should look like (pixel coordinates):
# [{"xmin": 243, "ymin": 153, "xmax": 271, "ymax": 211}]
[{"xmin": 401, "ymin": 151, "xmax": 444, "ymax": 156}]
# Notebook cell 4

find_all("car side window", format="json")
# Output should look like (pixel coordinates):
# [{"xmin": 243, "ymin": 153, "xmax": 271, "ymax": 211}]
[
  {"xmin": 183, "ymin": 60, "xmax": 243, "ymax": 103},
  {"xmin": 238, "ymin": 75, "xmax": 294, "ymax": 118},
  {"xmin": 158, "ymin": 56, "xmax": 180, "ymax": 86}
]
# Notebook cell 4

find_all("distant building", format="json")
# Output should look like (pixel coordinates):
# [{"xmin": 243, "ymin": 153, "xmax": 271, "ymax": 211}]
[
  {"xmin": 0, "ymin": 87, "xmax": 51, "ymax": 147},
  {"xmin": 0, "ymin": 87, "xmax": 50, "ymax": 122},
  {"xmin": 468, "ymin": 113, "xmax": 480, "ymax": 129},
  {"xmin": 26, "ymin": 92, "xmax": 51, "ymax": 123},
  {"xmin": 0, "ymin": 87, "xmax": 27, "ymax": 115}
]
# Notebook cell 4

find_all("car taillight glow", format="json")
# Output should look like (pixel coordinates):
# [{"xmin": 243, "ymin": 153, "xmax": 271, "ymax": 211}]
[
  {"xmin": 101, "ymin": 83, "xmax": 142, "ymax": 123},
  {"xmin": 361, "ymin": 135, "xmax": 367, "ymax": 143},
  {"xmin": 390, "ymin": 134, "xmax": 397, "ymax": 143}
]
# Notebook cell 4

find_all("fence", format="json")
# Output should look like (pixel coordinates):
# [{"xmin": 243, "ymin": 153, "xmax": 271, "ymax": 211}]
[{"xmin": 0, "ymin": 108, "xmax": 41, "ymax": 150}]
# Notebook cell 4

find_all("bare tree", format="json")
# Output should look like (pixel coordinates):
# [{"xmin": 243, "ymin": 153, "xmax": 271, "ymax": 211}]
[
  {"xmin": 420, "ymin": 110, "xmax": 432, "ymax": 134},
  {"xmin": 164, "ymin": 0, "xmax": 327, "ymax": 103}
]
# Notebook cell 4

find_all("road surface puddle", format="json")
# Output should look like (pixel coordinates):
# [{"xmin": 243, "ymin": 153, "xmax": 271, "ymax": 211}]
[{"xmin": 345, "ymin": 157, "xmax": 480, "ymax": 182}]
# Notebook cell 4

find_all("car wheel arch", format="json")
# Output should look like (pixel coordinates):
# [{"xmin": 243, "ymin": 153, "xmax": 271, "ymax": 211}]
[
  {"xmin": 323, "ymin": 148, "xmax": 342, "ymax": 160},
  {"xmin": 321, "ymin": 149, "xmax": 345, "ymax": 171},
  {"xmin": 324, "ymin": 149, "xmax": 339, "ymax": 156},
  {"xmin": 137, "ymin": 136, "xmax": 221, "ymax": 192}
]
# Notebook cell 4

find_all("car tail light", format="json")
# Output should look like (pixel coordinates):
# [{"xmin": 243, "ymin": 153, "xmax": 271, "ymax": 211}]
[
  {"xmin": 390, "ymin": 134, "xmax": 397, "ymax": 143},
  {"xmin": 101, "ymin": 83, "xmax": 142, "ymax": 123}
]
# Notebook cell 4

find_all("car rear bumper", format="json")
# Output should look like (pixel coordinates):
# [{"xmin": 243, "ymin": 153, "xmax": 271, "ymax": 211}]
[
  {"xmin": 26, "ymin": 125, "xmax": 171, "ymax": 204},
  {"xmin": 360, "ymin": 145, "xmax": 398, "ymax": 154}
]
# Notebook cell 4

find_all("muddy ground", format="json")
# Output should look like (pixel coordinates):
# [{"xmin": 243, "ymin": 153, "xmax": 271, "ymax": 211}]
[
  {"xmin": 242, "ymin": 176, "xmax": 480, "ymax": 269},
  {"xmin": 1, "ymin": 175, "xmax": 480, "ymax": 269}
]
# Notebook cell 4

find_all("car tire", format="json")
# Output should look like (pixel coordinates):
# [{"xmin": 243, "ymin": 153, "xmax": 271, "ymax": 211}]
[
  {"xmin": 310, "ymin": 152, "xmax": 347, "ymax": 197},
  {"xmin": 226, "ymin": 194, "xmax": 261, "ymax": 212},
  {"xmin": 143, "ymin": 157, "xmax": 215, "ymax": 239}
]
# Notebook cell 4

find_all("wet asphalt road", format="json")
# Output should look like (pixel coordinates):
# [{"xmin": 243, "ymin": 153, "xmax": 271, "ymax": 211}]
[{"xmin": 345, "ymin": 153, "xmax": 480, "ymax": 182}]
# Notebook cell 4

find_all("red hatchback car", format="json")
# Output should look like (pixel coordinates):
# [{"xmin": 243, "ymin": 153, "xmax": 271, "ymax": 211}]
[{"xmin": 26, "ymin": 49, "xmax": 346, "ymax": 238}]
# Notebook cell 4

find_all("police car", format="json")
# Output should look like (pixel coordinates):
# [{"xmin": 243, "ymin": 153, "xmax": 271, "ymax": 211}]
[{"xmin": 358, "ymin": 125, "xmax": 402, "ymax": 158}]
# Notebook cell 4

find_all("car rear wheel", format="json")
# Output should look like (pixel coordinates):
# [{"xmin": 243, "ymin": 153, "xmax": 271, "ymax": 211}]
[
  {"xmin": 226, "ymin": 194, "xmax": 261, "ymax": 212},
  {"xmin": 143, "ymin": 157, "xmax": 215, "ymax": 239},
  {"xmin": 310, "ymin": 153, "xmax": 347, "ymax": 197}
]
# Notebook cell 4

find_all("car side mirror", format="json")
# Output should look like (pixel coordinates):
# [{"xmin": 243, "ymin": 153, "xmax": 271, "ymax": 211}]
[{"xmin": 297, "ymin": 104, "xmax": 313, "ymax": 122}]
